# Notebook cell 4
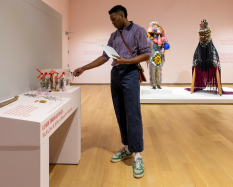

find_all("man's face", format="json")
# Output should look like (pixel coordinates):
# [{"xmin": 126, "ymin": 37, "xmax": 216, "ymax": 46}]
[{"xmin": 110, "ymin": 12, "xmax": 124, "ymax": 29}]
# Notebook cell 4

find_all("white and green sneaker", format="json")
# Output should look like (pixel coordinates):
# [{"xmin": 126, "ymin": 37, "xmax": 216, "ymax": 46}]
[
  {"xmin": 133, "ymin": 157, "xmax": 144, "ymax": 178},
  {"xmin": 110, "ymin": 147, "xmax": 133, "ymax": 163}
]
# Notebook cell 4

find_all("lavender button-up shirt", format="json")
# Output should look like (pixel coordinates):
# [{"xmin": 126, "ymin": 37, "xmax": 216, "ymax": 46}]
[{"xmin": 102, "ymin": 21, "xmax": 151, "ymax": 66}]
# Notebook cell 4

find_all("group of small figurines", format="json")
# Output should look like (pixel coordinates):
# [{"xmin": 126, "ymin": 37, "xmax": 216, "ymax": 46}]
[
  {"xmin": 37, "ymin": 69, "xmax": 72, "ymax": 92},
  {"xmin": 147, "ymin": 19, "xmax": 226, "ymax": 95},
  {"xmin": 23, "ymin": 68, "xmax": 73, "ymax": 102}
]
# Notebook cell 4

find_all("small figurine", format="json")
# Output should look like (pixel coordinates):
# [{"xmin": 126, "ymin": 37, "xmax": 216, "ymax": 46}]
[{"xmin": 59, "ymin": 72, "xmax": 66, "ymax": 91}]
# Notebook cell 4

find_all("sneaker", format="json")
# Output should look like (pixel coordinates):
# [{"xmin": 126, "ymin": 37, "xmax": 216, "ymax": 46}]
[
  {"xmin": 110, "ymin": 147, "xmax": 133, "ymax": 163},
  {"xmin": 133, "ymin": 157, "xmax": 144, "ymax": 178}
]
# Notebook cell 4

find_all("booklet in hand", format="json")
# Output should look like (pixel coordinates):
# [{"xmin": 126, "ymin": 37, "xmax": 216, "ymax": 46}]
[{"xmin": 99, "ymin": 43, "xmax": 120, "ymax": 60}]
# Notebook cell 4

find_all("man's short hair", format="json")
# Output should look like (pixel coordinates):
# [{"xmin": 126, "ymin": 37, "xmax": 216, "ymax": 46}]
[{"xmin": 108, "ymin": 5, "xmax": 127, "ymax": 18}]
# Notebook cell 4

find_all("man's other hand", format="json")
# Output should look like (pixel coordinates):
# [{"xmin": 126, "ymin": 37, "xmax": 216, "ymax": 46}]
[{"xmin": 113, "ymin": 55, "xmax": 128, "ymax": 64}]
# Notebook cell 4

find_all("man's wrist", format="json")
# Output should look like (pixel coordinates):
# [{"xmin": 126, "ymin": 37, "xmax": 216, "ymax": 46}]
[
  {"xmin": 128, "ymin": 58, "xmax": 137, "ymax": 64},
  {"xmin": 82, "ymin": 66, "xmax": 87, "ymax": 71}
]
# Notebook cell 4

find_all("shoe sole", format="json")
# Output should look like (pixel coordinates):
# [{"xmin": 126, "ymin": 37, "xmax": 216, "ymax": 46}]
[
  {"xmin": 133, "ymin": 173, "xmax": 144, "ymax": 179},
  {"xmin": 110, "ymin": 155, "xmax": 133, "ymax": 163}
]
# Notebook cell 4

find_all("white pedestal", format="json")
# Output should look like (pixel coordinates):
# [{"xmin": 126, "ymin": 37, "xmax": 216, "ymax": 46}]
[
  {"xmin": 140, "ymin": 86, "xmax": 172, "ymax": 96},
  {"xmin": 0, "ymin": 86, "xmax": 81, "ymax": 187},
  {"xmin": 140, "ymin": 86, "xmax": 233, "ymax": 104}
]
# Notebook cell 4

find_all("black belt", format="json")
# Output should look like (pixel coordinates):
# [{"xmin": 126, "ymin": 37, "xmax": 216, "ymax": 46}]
[{"xmin": 114, "ymin": 64, "xmax": 135, "ymax": 69}]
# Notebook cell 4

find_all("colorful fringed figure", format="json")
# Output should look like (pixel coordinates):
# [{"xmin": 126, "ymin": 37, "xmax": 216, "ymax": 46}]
[
  {"xmin": 147, "ymin": 22, "xmax": 170, "ymax": 89},
  {"xmin": 185, "ymin": 19, "xmax": 233, "ymax": 95}
]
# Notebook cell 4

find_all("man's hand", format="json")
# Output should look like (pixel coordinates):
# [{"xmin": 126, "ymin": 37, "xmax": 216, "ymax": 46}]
[
  {"xmin": 73, "ymin": 68, "xmax": 85, "ymax": 77},
  {"xmin": 113, "ymin": 55, "xmax": 129, "ymax": 64}
]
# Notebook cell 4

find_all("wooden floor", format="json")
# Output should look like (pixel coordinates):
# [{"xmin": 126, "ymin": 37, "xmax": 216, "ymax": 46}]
[{"xmin": 50, "ymin": 85, "xmax": 233, "ymax": 187}]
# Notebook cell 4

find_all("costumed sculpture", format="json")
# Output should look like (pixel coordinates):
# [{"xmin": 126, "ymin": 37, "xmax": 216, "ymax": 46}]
[
  {"xmin": 189, "ymin": 19, "xmax": 225, "ymax": 95},
  {"xmin": 147, "ymin": 22, "xmax": 170, "ymax": 89}
]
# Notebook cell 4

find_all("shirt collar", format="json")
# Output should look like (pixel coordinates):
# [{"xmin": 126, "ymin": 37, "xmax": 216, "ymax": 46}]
[{"xmin": 118, "ymin": 21, "xmax": 134, "ymax": 31}]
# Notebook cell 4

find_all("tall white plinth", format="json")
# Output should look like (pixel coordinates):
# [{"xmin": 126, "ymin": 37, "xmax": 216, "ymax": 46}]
[{"xmin": 0, "ymin": 86, "xmax": 81, "ymax": 187}]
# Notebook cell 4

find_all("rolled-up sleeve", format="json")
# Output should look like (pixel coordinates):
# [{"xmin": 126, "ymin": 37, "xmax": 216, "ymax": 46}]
[
  {"xmin": 102, "ymin": 33, "xmax": 114, "ymax": 61},
  {"xmin": 135, "ymin": 28, "xmax": 151, "ymax": 57}
]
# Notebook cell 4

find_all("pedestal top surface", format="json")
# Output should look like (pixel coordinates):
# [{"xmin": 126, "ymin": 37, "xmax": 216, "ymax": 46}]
[{"xmin": 0, "ymin": 87, "xmax": 79, "ymax": 123}]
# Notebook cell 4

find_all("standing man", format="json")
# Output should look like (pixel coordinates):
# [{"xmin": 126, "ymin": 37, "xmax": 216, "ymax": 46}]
[{"xmin": 73, "ymin": 5, "xmax": 150, "ymax": 178}]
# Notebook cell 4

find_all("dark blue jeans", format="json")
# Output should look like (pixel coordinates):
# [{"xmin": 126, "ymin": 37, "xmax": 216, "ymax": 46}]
[{"xmin": 111, "ymin": 64, "xmax": 143, "ymax": 153}]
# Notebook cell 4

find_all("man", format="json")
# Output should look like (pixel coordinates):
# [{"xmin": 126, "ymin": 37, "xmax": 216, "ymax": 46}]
[{"xmin": 73, "ymin": 5, "xmax": 150, "ymax": 178}]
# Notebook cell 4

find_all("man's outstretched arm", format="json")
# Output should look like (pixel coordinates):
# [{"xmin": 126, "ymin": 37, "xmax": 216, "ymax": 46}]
[{"xmin": 73, "ymin": 56, "xmax": 107, "ymax": 77}]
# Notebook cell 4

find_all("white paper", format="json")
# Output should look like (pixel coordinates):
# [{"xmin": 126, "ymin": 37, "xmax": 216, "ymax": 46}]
[{"xmin": 99, "ymin": 43, "xmax": 120, "ymax": 59}]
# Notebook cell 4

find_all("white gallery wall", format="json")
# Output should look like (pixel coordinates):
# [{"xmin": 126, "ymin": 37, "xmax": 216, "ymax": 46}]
[
  {"xmin": 68, "ymin": 0, "xmax": 233, "ymax": 84},
  {"xmin": 41, "ymin": 0, "xmax": 70, "ymax": 69},
  {"xmin": 0, "ymin": 0, "xmax": 62, "ymax": 102}
]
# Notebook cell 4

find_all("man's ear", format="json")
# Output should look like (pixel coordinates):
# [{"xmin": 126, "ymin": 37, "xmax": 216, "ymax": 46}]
[{"xmin": 120, "ymin": 12, "xmax": 125, "ymax": 19}]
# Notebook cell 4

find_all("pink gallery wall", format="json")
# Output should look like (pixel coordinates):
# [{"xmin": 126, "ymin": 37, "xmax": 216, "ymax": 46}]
[
  {"xmin": 42, "ymin": 0, "xmax": 69, "ymax": 69},
  {"xmin": 43, "ymin": 0, "xmax": 233, "ymax": 84},
  {"xmin": 68, "ymin": 0, "xmax": 233, "ymax": 84}
]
